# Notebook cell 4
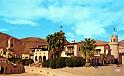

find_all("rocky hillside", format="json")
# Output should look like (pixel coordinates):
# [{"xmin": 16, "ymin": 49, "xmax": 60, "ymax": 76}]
[
  {"xmin": 0, "ymin": 32, "xmax": 24, "ymax": 56},
  {"xmin": 0, "ymin": 32, "xmax": 47, "ymax": 56},
  {"xmin": 20, "ymin": 37, "xmax": 47, "ymax": 54}
]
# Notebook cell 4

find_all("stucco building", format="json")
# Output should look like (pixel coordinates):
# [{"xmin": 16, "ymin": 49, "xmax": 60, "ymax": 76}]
[
  {"xmin": 0, "ymin": 56, "xmax": 25, "ymax": 74},
  {"xmin": 30, "ymin": 45, "xmax": 50, "ymax": 64}
]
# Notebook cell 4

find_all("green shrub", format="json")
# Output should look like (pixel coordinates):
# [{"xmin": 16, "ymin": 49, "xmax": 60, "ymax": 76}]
[
  {"xmin": 49, "ymin": 58, "xmax": 57, "ymax": 69},
  {"xmin": 22, "ymin": 59, "xmax": 34, "ymax": 66},
  {"xmin": 55, "ymin": 57, "xmax": 66, "ymax": 68},
  {"xmin": 65, "ymin": 57, "xmax": 73, "ymax": 67},
  {"xmin": 9, "ymin": 58, "xmax": 22, "ymax": 64},
  {"xmin": 42, "ymin": 59, "xmax": 50, "ymax": 67},
  {"xmin": 42, "ymin": 57, "xmax": 85, "ymax": 69}
]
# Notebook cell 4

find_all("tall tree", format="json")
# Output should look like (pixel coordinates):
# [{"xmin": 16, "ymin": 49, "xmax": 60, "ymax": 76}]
[
  {"xmin": 46, "ymin": 31, "xmax": 65, "ymax": 58},
  {"xmin": 81, "ymin": 38, "xmax": 96, "ymax": 66}
]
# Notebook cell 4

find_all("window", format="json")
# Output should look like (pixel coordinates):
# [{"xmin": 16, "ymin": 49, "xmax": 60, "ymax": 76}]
[
  {"xmin": 79, "ymin": 47, "xmax": 81, "ymax": 51},
  {"xmin": 11, "ymin": 43, "xmax": 13, "ymax": 47},
  {"xmin": 39, "ymin": 56, "xmax": 42, "ymax": 63},
  {"xmin": 3, "ymin": 52, "xmax": 6, "ymax": 55},
  {"xmin": 35, "ymin": 56, "xmax": 38, "ymax": 61},
  {"xmin": 96, "ymin": 49, "xmax": 101, "ymax": 55},
  {"xmin": 25, "ymin": 57, "xmax": 28, "ymax": 59},
  {"xmin": 43, "ymin": 56, "xmax": 46, "ymax": 61},
  {"xmin": 113, "ymin": 39, "xmax": 116, "ymax": 42}
]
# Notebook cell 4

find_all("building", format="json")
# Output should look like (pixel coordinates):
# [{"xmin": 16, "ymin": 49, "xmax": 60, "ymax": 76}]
[
  {"xmin": 22, "ymin": 54, "xmax": 30, "ymax": 59},
  {"xmin": 0, "ymin": 56, "xmax": 25, "ymax": 74},
  {"xmin": 30, "ymin": 45, "xmax": 50, "ymax": 64},
  {"xmin": 61, "ymin": 40, "xmax": 82, "ymax": 57}
]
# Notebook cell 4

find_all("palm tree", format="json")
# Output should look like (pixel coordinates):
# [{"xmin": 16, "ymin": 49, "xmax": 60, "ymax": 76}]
[
  {"xmin": 46, "ymin": 31, "xmax": 65, "ymax": 58},
  {"xmin": 81, "ymin": 38, "xmax": 96, "ymax": 67}
]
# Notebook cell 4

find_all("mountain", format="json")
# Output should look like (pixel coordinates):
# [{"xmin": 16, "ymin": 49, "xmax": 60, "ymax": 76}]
[
  {"xmin": 20, "ymin": 37, "xmax": 47, "ymax": 54},
  {"xmin": 0, "ymin": 32, "xmax": 47, "ymax": 56},
  {"xmin": 0, "ymin": 32, "xmax": 24, "ymax": 56}
]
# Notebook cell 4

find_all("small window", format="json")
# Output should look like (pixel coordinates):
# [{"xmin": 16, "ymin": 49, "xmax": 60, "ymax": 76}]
[
  {"xmin": 113, "ymin": 39, "xmax": 116, "ymax": 42},
  {"xmin": 25, "ymin": 57, "xmax": 28, "ymax": 59},
  {"xmin": 11, "ymin": 43, "xmax": 13, "ymax": 47},
  {"xmin": 3, "ymin": 52, "xmax": 6, "ymax": 55},
  {"xmin": 35, "ymin": 56, "xmax": 38, "ymax": 61}
]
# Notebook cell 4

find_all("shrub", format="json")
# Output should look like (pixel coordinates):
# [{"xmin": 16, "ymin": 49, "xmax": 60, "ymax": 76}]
[
  {"xmin": 65, "ymin": 57, "xmax": 73, "ymax": 67},
  {"xmin": 55, "ymin": 57, "xmax": 66, "ymax": 68},
  {"xmin": 49, "ymin": 58, "xmax": 57, "ymax": 69},
  {"xmin": 9, "ymin": 58, "xmax": 22, "ymax": 64},
  {"xmin": 65, "ymin": 57, "xmax": 85, "ymax": 67},
  {"xmin": 42, "ymin": 59, "xmax": 50, "ymax": 67},
  {"xmin": 42, "ymin": 57, "xmax": 85, "ymax": 69},
  {"xmin": 22, "ymin": 59, "xmax": 34, "ymax": 66}
]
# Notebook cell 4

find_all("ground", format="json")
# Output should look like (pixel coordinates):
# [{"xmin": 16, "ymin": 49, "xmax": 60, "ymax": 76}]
[{"xmin": 0, "ymin": 64, "xmax": 124, "ymax": 76}]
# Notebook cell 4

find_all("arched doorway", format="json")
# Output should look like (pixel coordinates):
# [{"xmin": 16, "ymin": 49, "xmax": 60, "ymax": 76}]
[
  {"xmin": 39, "ymin": 56, "xmax": 42, "ymax": 63},
  {"xmin": 35, "ymin": 56, "xmax": 38, "ymax": 61},
  {"xmin": 43, "ymin": 56, "xmax": 46, "ymax": 61},
  {"xmin": 0, "ymin": 66, "xmax": 4, "ymax": 74}
]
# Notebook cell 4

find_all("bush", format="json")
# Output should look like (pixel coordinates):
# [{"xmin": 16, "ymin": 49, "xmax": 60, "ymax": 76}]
[
  {"xmin": 49, "ymin": 58, "xmax": 57, "ymax": 69},
  {"xmin": 65, "ymin": 57, "xmax": 85, "ymax": 67},
  {"xmin": 42, "ymin": 57, "xmax": 85, "ymax": 69},
  {"xmin": 42, "ymin": 59, "xmax": 50, "ymax": 67},
  {"xmin": 55, "ymin": 57, "xmax": 66, "ymax": 68},
  {"xmin": 21, "ymin": 59, "xmax": 34, "ymax": 66},
  {"xmin": 9, "ymin": 58, "xmax": 22, "ymax": 64}
]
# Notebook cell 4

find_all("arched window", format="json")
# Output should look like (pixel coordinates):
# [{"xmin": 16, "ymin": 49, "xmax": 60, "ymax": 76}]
[
  {"xmin": 39, "ymin": 56, "xmax": 42, "ymax": 63},
  {"xmin": 113, "ymin": 39, "xmax": 115, "ymax": 42},
  {"xmin": 43, "ymin": 56, "xmax": 46, "ymax": 61},
  {"xmin": 35, "ymin": 56, "xmax": 38, "ymax": 61}
]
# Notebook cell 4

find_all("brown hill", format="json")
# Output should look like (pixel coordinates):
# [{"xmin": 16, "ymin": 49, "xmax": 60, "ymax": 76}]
[
  {"xmin": 20, "ymin": 37, "xmax": 47, "ymax": 54},
  {"xmin": 0, "ymin": 32, "xmax": 24, "ymax": 56},
  {"xmin": 0, "ymin": 32, "xmax": 47, "ymax": 56}
]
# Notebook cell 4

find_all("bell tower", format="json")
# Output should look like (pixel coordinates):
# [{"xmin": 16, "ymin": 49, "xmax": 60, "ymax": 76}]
[{"xmin": 109, "ymin": 28, "xmax": 119, "ymax": 60}]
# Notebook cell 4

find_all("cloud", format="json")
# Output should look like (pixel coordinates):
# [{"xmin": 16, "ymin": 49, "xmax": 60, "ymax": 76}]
[
  {"xmin": 0, "ymin": 0, "xmax": 48, "ymax": 25},
  {"xmin": 0, "ymin": 0, "xmax": 124, "ymax": 40},
  {"xmin": 3, "ymin": 18, "xmax": 39, "ymax": 26},
  {"xmin": 0, "ymin": 29, "xmax": 8, "ymax": 32}
]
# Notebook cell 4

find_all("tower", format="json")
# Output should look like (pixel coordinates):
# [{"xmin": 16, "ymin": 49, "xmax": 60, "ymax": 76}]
[{"xmin": 109, "ymin": 28, "xmax": 119, "ymax": 61}]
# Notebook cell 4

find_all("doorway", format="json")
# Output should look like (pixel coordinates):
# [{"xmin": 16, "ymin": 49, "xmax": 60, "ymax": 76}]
[{"xmin": 0, "ymin": 66, "xmax": 4, "ymax": 74}]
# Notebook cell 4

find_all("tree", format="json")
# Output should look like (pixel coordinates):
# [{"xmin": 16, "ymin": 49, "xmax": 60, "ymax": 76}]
[
  {"xmin": 46, "ymin": 31, "xmax": 65, "ymax": 58},
  {"xmin": 81, "ymin": 38, "xmax": 96, "ymax": 67}
]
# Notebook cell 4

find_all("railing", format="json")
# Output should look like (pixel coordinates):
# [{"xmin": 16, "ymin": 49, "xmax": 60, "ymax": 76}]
[{"xmin": 65, "ymin": 50, "xmax": 74, "ymax": 53}]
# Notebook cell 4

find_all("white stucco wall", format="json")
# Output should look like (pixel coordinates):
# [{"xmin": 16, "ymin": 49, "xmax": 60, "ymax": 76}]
[
  {"xmin": 122, "ymin": 55, "xmax": 124, "ymax": 64},
  {"xmin": 22, "ymin": 54, "xmax": 30, "ymax": 59},
  {"xmin": 95, "ymin": 46, "xmax": 105, "ymax": 54},
  {"xmin": 33, "ymin": 49, "xmax": 48, "ymax": 63}
]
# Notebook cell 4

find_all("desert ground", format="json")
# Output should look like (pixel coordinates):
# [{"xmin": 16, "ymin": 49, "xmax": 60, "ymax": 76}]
[{"xmin": 0, "ymin": 64, "xmax": 124, "ymax": 76}]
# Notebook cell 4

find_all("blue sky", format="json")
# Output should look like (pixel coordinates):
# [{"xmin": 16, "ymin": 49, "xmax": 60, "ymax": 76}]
[{"xmin": 0, "ymin": 0, "xmax": 124, "ymax": 42}]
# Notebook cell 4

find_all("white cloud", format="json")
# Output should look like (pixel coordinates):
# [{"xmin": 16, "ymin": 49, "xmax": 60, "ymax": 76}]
[
  {"xmin": 0, "ymin": 0, "xmax": 48, "ymax": 24},
  {"xmin": 65, "ymin": 32, "xmax": 76, "ymax": 41},
  {"xmin": 3, "ymin": 18, "xmax": 39, "ymax": 26},
  {"xmin": 0, "ymin": 29, "xmax": 8, "ymax": 32},
  {"xmin": 66, "ymin": 32, "xmax": 76, "ymax": 38},
  {"xmin": 0, "ymin": 0, "xmax": 124, "ymax": 40},
  {"xmin": 75, "ymin": 21, "xmax": 107, "ymax": 38}
]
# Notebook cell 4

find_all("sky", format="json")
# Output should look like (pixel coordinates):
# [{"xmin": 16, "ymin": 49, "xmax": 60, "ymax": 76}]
[{"xmin": 0, "ymin": 0, "xmax": 124, "ymax": 42}]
